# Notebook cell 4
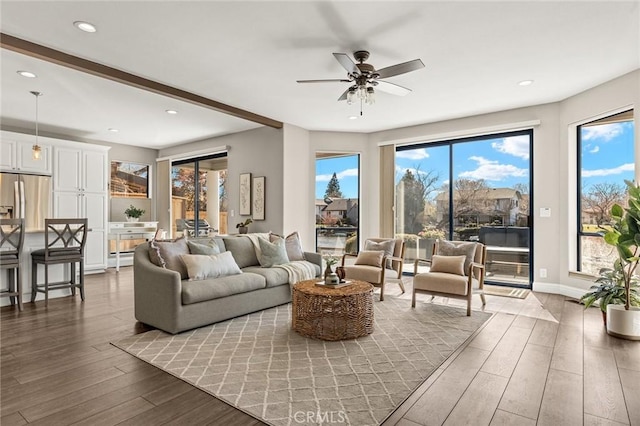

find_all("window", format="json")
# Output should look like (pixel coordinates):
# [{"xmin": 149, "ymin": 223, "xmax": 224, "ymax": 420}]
[
  {"xmin": 110, "ymin": 161, "xmax": 149, "ymax": 198},
  {"xmin": 578, "ymin": 110, "xmax": 634, "ymax": 275},
  {"xmin": 315, "ymin": 153, "xmax": 360, "ymax": 255},
  {"xmin": 396, "ymin": 130, "xmax": 532, "ymax": 287}
]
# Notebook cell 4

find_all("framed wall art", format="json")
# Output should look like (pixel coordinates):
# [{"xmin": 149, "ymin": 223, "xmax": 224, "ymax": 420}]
[
  {"xmin": 252, "ymin": 176, "xmax": 265, "ymax": 220},
  {"xmin": 239, "ymin": 173, "xmax": 251, "ymax": 215}
]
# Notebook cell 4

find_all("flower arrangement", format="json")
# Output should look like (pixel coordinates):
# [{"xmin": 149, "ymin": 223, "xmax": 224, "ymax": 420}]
[
  {"xmin": 236, "ymin": 218, "xmax": 253, "ymax": 228},
  {"xmin": 124, "ymin": 205, "xmax": 145, "ymax": 219},
  {"xmin": 323, "ymin": 254, "xmax": 339, "ymax": 267}
]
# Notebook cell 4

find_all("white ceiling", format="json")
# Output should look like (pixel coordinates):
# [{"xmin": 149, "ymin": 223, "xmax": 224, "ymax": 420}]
[{"xmin": 1, "ymin": 1, "xmax": 638, "ymax": 150}]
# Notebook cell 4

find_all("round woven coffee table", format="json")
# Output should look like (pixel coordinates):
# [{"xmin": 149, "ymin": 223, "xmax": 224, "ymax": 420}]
[{"xmin": 291, "ymin": 279, "xmax": 374, "ymax": 341}]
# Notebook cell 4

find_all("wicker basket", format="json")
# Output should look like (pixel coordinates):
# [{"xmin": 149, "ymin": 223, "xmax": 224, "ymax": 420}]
[{"xmin": 292, "ymin": 280, "xmax": 374, "ymax": 341}]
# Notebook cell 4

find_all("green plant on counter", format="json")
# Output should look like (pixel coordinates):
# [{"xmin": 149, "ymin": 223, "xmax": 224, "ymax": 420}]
[{"xmin": 124, "ymin": 205, "xmax": 145, "ymax": 219}]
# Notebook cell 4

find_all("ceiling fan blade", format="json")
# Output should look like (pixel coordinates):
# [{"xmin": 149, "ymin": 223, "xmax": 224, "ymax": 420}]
[
  {"xmin": 375, "ymin": 80, "xmax": 411, "ymax": 96},
  {"xmin": 337, "ymin": 88, "xmax": 350, "ymax": 101},
  {"xmin": 377, "ymin": 59, "xmax": 425, "ymax": 79},
  {"xmin": 297, "ymin": 79, "xmax": 351, "ymax": 83},
  {"xmin": 333, "ymin": 53, "xmax": 360, "ymax": 75}
]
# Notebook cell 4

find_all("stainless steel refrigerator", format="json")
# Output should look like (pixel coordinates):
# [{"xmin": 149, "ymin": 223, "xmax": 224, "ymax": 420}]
[{"xmin": 0, "ymin": 172, "xmax": 52, "ymax": 232}]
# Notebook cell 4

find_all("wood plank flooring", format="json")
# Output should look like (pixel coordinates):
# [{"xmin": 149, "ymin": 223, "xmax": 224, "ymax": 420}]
[{"xmin": 1, "ymin": 268, "xmax": 638, "ymax": 425}]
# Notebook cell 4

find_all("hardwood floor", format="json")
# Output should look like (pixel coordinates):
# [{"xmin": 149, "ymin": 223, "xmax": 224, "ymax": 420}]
[{"xmin": 1, "ymin": 268, "xmax": 638, "ymax": 425}]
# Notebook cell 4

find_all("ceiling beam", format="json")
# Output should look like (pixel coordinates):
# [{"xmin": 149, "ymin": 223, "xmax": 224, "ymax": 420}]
[{"xmin": 1, "ymin": 33, "xmax": 283, "ymax": 129}]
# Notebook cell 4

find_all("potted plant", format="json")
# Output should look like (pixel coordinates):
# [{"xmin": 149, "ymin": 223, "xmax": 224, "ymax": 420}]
[
  {"xmin": 236, "ymin": 218, "xmax": 253, "ymax": 234},
  {"xmin": 124, "ymin": 205, "xmax": 145, "ymax": 222},
  {"xmin": 580, "ymin": 265, "xmax": 638, "ymax": 325},
  {"xmin": 584, "ymin": 180, "xmax": 640, "ymax": 339}
]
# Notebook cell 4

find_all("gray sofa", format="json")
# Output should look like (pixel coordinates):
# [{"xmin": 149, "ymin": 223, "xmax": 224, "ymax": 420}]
[{"xmin": 134, "ymin": 236, "xmax": 322, "ymax": 334}]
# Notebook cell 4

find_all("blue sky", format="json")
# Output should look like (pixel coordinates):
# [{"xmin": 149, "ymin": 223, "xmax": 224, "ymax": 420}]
[
  {"xmin": 316, "ymin": 155, "xmax": 359, "ymax": 198},
  {"xmin": 315, "ymin": 121, "xmax": 635, "ymax": 200},
  {"xmin": 580, "ymin": 121, "xmax": 635, "ymax": 189}
]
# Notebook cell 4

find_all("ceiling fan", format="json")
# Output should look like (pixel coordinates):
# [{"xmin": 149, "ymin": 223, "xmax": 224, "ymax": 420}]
[{"xmin": 297, "ymin": 50, "xmax": 425, "ymax": 112}]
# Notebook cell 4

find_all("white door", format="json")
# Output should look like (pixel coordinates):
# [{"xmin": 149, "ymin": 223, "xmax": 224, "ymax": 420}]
[
  {"xmin": 0, "ymin": 141, "xmax": 16, "ymax": 171},
  {"xmin": 17, "ymin": 142, "xmax": 51, "ymax": 174},
  {"xmin": 53, "ymin": 191, "xmax": 81, "ymax": 218},
  {"xmin": 54, "ymin": 148, "xmax": 81, "ymax": 191},
  {"xmin": 85, "ymin": 230, "xmax": 106, "ymax": 270},
  {"xmin": 83, "ymin": 151, "xmax": 106, "ymax": 193}
]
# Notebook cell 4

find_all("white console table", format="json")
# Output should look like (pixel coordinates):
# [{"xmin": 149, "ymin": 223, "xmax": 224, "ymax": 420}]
[{"xmin": 108, "ymin": 221, "xmax": 158, "ymax": 272}]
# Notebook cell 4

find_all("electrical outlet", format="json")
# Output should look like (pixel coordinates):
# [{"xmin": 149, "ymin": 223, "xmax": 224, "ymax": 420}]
[
  {"xmin": 540, "ymin": 268, "xmax": 547, "ymax": 278},
  {"xmin": 230, "ymin": 209, "xmax": 235, "ymax": 217}
]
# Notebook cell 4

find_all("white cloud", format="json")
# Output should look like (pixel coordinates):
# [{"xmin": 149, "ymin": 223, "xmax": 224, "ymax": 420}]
[
  {"xmin": 396, "ymin": 148, "xmax": 429, "ymax": 160},
  {"xmin": 581, "ymin": 122, "xmax": 627, "ymax": 142},
  {"xmin": 316, "ymin": 168, "xmax": 359, "ymax": 182},
  {"xmin": 459, "ymin": 156, "xmax": 528, "ymax": 181},
  {"xmin": 589, "ymin": 145, "xmax": 600, "ymax": 154},
  {"xmin": 582, "ymin": 163, "xmax": 634, "ymax": 177},
  {"xmin": 491, "ymin": 136, "xmax": 529, "ymax": 160}
]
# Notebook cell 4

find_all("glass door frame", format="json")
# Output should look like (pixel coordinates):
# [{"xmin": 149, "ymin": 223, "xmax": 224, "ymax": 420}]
[{"xmin": 395, "ymin": 129, "xmax": 534, "ymax": 288}]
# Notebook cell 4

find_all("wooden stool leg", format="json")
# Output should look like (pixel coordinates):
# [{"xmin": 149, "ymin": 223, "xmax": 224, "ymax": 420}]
[
  {"xmin": 79, "ymin": 260, "xmax": 85, "ymax": 301},
  {"xmin": 44, "ymin": 263, "xmax": 49, "ymax": 307},
  {"xmin": 16, "ymin": 266, "xmax": 23, "ymax": 311},
  {"xmin": 8, "ymin": 269, "xmax": 15, "ymax": 306},
  {"xmin": 31, "ymin": 260, "xmax": 37, "ymax": 303},
  {"xmin": 71, "ymin": 262, "xmax": 76, "ymax": 296}
]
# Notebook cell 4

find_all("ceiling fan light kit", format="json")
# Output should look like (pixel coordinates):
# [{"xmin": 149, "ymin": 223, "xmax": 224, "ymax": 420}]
[{"xmin": 297, "ymin": 50, "xmax": 424, "ymax": 116}]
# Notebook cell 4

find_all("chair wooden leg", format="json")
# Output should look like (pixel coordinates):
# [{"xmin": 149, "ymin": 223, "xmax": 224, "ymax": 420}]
[
  {"xmin": 79, "ymin": 260, "xmax": 85, "ymax": 301},
  {"xmin": 466, "ymin": 295, "xmax": 471, "ymax": 316},
  {"xmin": 31, "ymin": 260, "xmax": 37, "ymax": 303},
  {"xmin": 16, "ymin": 266, "xmax": 22, "ymax": 311},
  {"xmin": 480, "ymin": 293, "xmax": 486, "ymax": 306},
  {"xmin": 398, "ymin": 280, "xmax": 406, "ymax": 293},
  {"xmin": 44, "ymin": 264, "xmax": 49, "ymax": 307},
  {"xmin": 71, "ymin": 262, "xmax": 76, "ymax": 296},
  {"xmin": 8, "ymin": 269, "xmax": 15, "ymax": 306},
  {"xmin": 411, "ymin": 289, "xmax": 416, "ymax": 308},
  {"xmin": 379, "ymin": 282, "xmax": 385, "ymax": 301}
]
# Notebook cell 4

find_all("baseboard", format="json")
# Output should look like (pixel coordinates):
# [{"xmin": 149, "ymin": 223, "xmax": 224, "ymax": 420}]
[{"xmin": 532, "ymin": 281, "xmax": 585, "ymax": 300}]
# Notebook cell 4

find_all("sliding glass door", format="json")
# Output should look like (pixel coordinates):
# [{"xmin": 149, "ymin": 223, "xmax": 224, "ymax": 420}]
[
  {"xmin": 171, "ymin": 153, "xmax": 227, "ymax": 238},
  {"xmin": 396, "ymin": 130, "xmax": 533, "ymax": 287}
]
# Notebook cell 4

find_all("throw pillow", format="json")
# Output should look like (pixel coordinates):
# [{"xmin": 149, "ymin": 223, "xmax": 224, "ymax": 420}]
[
  {"xmin": 258, "ymin": 237, "xmax": 290, "ymax": 267},
  {"xmin": 364, "ymin": 239, "xmax": 396, "ymax": 268},
  {"xmin": 148, "ymin": 237, "xmax": 189, "ymax": 279},
  {"xmin": 269, "ymin": 231, "xmax": 305, "ymax": 261},
  {"xmin": 354, "ymin": 250, "xmax": 385, "ymax": 267},
  {"xmin": 187, "ymin": 239, "xmax": 221, "ymax": 255},
  {"xmin": 429, "ymin": 255, "xmax": 466, "ymax": 276},
  {"xmin": 179, "ymin": 251, "xmax": 242, "ymax": 281},
  {"xmin": 437, "ymin": 240, "xmax": 477, "ymax": 275}
]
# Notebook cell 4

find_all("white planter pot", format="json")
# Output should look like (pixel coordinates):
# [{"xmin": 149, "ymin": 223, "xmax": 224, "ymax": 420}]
[{"xmin": 606, "ymin": 304, "xmax": 640, "ymax": 340}]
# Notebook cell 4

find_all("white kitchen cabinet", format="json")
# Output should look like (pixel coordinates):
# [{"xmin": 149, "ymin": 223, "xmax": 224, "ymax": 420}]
[
  {"xmin": 0, "ymin": 135, "xmax": 52, "ymax": 175},
  {"xmin": 53, "ymin": 144, "xmax": 109, "ymax": 272}
]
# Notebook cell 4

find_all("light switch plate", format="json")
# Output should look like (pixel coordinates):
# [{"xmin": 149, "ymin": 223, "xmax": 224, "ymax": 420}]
[{"xmin": 540, "ymin": 207, "xmax": 551, "ymax": 217}]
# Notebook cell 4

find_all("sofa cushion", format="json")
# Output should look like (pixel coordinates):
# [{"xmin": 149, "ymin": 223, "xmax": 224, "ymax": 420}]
[
  {"xmin": 355, "ymin": 250, "xmax": 384, "ymax": 267},
  {"xmin": 242, "ymin": 266, "xmax": 290, "ymax": 288},
  {"xmin": 222, "ymin": 236, "xmax": 259, "ymax": 268},
  {"xmin": 437, "ymin": 240, "xmax": 477, "ymax": 275},
  {"xmin": 270, "ymin": 231, "xmax": 305, "ymax": 261},
  {"xmin": 180, "ymin": 251, "xmax": 242, "ymax": 281},
  {"xmin": 181, "ymin": 273, "xmax": 267, "ymax": 305},
  {"xmin": 149, "ymin": 237, "xmax": 189, "ymax": 279},
  {"xmin": 429, "ymin": 254, "xmax": 465, "ymax": 276},
  {"xmin": 258, "ymin": 237, "xmax": 289, "ymax": 267},
  {"xmin": 187, "ymin": 239, "xmax": 221, "ymax": 255}
]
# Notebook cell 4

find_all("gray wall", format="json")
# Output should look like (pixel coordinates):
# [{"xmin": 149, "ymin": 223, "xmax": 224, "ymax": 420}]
[{"xmin": 159, "ymin": 126, "xmax": 284, "ymax": 235}]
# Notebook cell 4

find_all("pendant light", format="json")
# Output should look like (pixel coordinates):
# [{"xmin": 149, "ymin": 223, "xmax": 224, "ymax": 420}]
[{"xmin": 31, "ymin": 91, "xmax": 42, "ymax": 160}]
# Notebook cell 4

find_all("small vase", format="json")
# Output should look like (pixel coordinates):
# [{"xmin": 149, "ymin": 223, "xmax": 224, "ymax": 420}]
[
  {"xmin": 126, "ymin": 217, "xmax": 139, "ymax": 222},
  {"xmin": 324, "ymin": 264, "xmax": 333, "ymax": 280},
  {"xmin": 335, "ymin": 266, "xmax": 345, "ymax": 281},
  {"xmin": 238, "ymin": 226, "xmax": 248, "ymax": 234}
]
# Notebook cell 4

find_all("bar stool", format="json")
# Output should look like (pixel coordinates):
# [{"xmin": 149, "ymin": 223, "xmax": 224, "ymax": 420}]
[
  {"xmin": 31, "ymin": 218, "xmax": 88, "ymax": 307},
  {"xmin": 0, "ymin": 218, "xmax": 25, "ymax": 311}
]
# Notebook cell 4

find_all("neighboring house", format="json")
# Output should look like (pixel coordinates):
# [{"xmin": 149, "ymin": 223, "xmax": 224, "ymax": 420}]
[
  {"xmin": 320, "ymin": 198, "xmax": 359, "ymax": 225},
  {"xmin": 315, "ymin": 199, "xmax": 328, "ymax": 223},
  {"xmin": 435, "ymin": 188, "xmax": 521, "ymax": 226}
]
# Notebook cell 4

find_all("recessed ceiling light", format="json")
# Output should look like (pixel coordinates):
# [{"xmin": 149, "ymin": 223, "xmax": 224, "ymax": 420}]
[
  {"xmin": 17, "ymin": 70, "xmax": 37, "ymax": 78},
  {"xmin": 348, "ymin": 116, "xmax": 358, "ymax": 120},
  {"xmin": 518, "ymin": 80, "xmax": 534, "ymax": 86},
  {"xmin": 165, "ymin": 109, "xmax": 178, "ymax": 115},
  {"xmin": 74, "ymin": 21, "xmax": 97, "ymax": 33},
  {"xmin": 108, "ymin": 128, "xmax": 119, "ymax": 133}
]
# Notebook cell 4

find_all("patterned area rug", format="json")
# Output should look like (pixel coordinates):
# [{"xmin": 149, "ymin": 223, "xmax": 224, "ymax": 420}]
[{"xmin": 113, "ymin": 296, "xmax": 492, "ymax": 426}]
